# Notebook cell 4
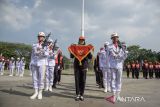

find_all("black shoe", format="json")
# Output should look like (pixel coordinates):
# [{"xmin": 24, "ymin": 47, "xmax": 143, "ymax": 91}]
[
  {"xmin": 75, "ymin": 95, "xmax": 80, "ymax": 101},
  {"xmin": 52, "ymin": 85, "xmax": 56, "ymax": 88},
  {"xmin": 79, "ymin": 96, "xmax": 84, "ymax": 101}
]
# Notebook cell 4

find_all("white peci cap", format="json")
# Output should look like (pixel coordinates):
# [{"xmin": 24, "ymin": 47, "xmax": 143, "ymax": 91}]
[
  {"xmin": 38, "ymin": 32, "xmax": 45, "ymax": 37},
  {"xmin": 111, "ymin": 32, "xmax": 119, "ymax": 39},
  {"xmin": 48, "ymin": 38, "xmax": 53, "ymax": 43},
  {"xmin": 104, "ymin": 41, "xmax": 110, "ymax": 46}
]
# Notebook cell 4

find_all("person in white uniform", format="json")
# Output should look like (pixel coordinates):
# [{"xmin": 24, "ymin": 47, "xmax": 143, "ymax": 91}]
[
  {"xmin": 1, "ymin": 59, "xmax": 5, "ymax": 75},
  {"xmin": 9, "ymin": 57, "xmax": 15, "ymax": 76},
  {"xmin": 98, "ymin": 41, "xmax": 111, "ymax": 93},
  {"xmin": 29, "ymin": 62, "xmax": 32, "ymax": 76},
  {"xmin": 104, "ymin": 41, "xmax": 111, "ymax": 92},
  {"xmin": 30, "ymin": 32, "xmax": 48, "ymax": 100},
  {"xmin": 0, "ymin": 59, "xmax": 5, "ymax": 75},
  {"xmin": 20, "ymin": 57, "xmax": 25, "ymax": 77},
  {"xmin": 109, "ymin": 32, "xmax": 128, "ymax": 102},
  {"xmin": 98, "ymin": 47, "xmax": 108, "ymax": 93},
  {"xmin": 45, "ymin": 38, "xmax": 55, "ymax": 92},
  {"xmin": 16, "ymin": 58, "xmax": 21, "ymax": 76}
]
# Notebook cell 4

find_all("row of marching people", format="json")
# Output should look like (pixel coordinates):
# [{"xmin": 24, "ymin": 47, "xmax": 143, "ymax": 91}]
[
  {"xmin": 0, "ymin": 57, "xmax": 25, "ymax": 77},
  {"xmin": 92, "ymin": 33, "xmax": 128, "ymax": 103},
  {"xmin": 30, "ymin": 32, "xmax": 64, "ymax": 100},
  {"xmin": 125, "ymin": 60, "xmax": 160, "ymax": 79}
]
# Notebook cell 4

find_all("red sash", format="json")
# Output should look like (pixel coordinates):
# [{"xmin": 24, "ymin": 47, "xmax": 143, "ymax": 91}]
[
  {"xmin": 144, "ymin": 63, "xmax": 149, "ymax": 68},
  {"xmin": 136, "ymin": 64, "xmax": 140, "ymax": 68},
  {"xmin": 155, "ymin": 65, "xmax": 158, "ymax": 69},
  {"xmin": 68, "ymin": 44, "xmax": 94, "ymax": 65},
  {"xmin": 149, "ymin": 65, "xmax": 153, "ymax": 69},
  {"xmin": 132, "ymin": 64, "xmax": 136, "ymax": 68}
]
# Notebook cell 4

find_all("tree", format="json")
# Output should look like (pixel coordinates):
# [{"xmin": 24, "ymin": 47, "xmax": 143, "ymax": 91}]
[{"xmin": 126, "ymin": 45, "xmax": 159, "ymax": 63}]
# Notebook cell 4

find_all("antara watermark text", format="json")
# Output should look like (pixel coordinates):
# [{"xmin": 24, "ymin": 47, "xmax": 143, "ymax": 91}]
[{"xmin": 120, "ymin": 96, "xmax": 146, "ymax": 103}]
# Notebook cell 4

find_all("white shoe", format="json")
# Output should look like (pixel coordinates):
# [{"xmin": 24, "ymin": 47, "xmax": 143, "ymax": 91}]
[
  {"xmin": 38, "ymin": 89, "xmax": 43, "ymax": 100},
  {"xmin": 30, "ymin": 89, "xmax": 38, "ymax": 99},
  {"xmin": 19, "ymin": 75, "xmax": 23, "ymax": 77},
  {"xmin": 45, "ymin": 86, "xmax": 49, "ymax": 91},
  {"xmin": 49, "ymin": 86, "xmax": 53, "ymax": 92},
  {"xmin": 1, "ymin": 73, "xmax": 3, "ymax": 75},
  {"xmin": 9, "ymin": 74, "xmax": 13, "ymax": 76},
  {"xmin": 104, "ymin": 88, "xmax": 108, "ymax": 93},
  {"xmin": 107, "ymin": 88, "xmax": 111, "ymax": 92}
]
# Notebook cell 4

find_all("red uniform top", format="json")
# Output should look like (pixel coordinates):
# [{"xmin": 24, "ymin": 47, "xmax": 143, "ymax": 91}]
[
  {"xmin": 144, "ymin": 63, "xmax": 149, "ymax": 69},
  {"xmin": 155, "ymin": 64, "xmax": 159, "ymax": 69},
  {"xmin": 131, "ymin": 63, "xmax": 136, "ymax": 69},
  {"xmin": 135, "ymin": 63, "xmax": 140, "ymax": 69},
  {"xmin": 55, "ymin": 56, "xmax": 63, "ymax": 64},
  {"xmin": 158, "ymin": 64, "xmax": 160, "ymax": 69},
  {"xmin": 149, "ymin": 64, "xmax": 154, "ymax": 69}
]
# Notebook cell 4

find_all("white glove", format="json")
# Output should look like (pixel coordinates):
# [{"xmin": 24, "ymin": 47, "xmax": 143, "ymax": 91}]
[
  {"xmin": 125, "ymin": 51, "xmax": 129, "ymax": 54},
  {"xmin": 58, "ymin": 66, "xmax": 60, "ymax": 70}
]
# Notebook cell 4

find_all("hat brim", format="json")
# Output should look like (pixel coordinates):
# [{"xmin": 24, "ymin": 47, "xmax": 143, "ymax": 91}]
[
  {"xmin": 104, "ymin": 44, "xmax": 109, "ymax": 46},
  {"xmin": 37, "ymin": 35, "xmax": 45, "ymax": 37},
  {"xmin": 111, "ymin": 36, "xmax": 119, "ymax": 39},
  {"xmin": 79, "ymin": 38, "xmax": 85, "ymax": 40}
]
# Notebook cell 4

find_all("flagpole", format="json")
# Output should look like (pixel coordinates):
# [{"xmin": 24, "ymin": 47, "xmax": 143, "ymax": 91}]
[{"xmin": 81, "ymin": 0, "xmax": 85, "ymax": 37}]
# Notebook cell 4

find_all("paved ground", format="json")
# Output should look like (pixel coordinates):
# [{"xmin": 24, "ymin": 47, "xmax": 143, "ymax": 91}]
[{"xmin": 0, "ymin": 71, "xmax": 160, "ymax": 107}]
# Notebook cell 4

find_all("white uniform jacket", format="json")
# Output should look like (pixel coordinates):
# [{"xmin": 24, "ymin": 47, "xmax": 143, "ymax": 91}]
[
  {"xmin": 109, "ymin": 44, "xmax": 128, "ymax": 69},
  {"xmin": 30, "ymin": 43, "xmax": 48, "ymax": 66}
]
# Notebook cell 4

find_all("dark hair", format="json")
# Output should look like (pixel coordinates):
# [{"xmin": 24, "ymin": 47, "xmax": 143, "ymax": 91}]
[{"xmin": 78, "ymin": 39, "xmax": 86, "ymax": 45}]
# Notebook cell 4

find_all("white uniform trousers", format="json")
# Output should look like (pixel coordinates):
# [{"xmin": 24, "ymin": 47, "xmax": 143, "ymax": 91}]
[
  {"xmin": 9, "ymin": 66, "xmax": 15, "ymax": 76},
  {"xmin": 20, "ymin": 66, "xmax": 25, "ymax": 76},
  {"xmin": 0, "ymin": 66, "xmax": 4, "ymax": 75},
  {"xmin": 45, "ymin": 66, "xmax": 55, "ymax": 87},
  {"xmin": 102, "ymin": 68, "xmax": 111, "ymax": 90},
  {"xmin": 111, "ymin": 68, "xmax": 123, "ymax": 93},
  {"xmin": 16, "ymin": 66, "xmax": 20, "ymax": 76},
  {"xmin": 31, "ymin": 65, "xmax": 46, "ymax": 89}
]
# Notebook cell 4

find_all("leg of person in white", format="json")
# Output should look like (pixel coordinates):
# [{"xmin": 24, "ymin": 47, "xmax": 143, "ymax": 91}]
[
  {"xmin": 12, "ymin": 67, "xmax": 15, "ymax": 76},
  {"xmin": 1, "ymin": 66, "xmax": 5, "ymax": 75},
  {"xmin": 9, "ymin": 67, "xmax": 14, "ymax": 76},
  {"xmin": 30, "ymin": 65, "xmax": 39, "ymax": 99},
  {"xmin": 45, "ymin": 66, "xmax": 54, "ymax": 92},
  {"xmin": 111, "ymin": 68, "xmax": 123, "ymax": 102},
  {"xmin": 111, "ymin": 68, "xmax": 117, "ymax": 102},
  {"xmin": 0, "ymin": 66, "xmax": 2, "ymax": 75},
  {"xmin": 9, "ymin": 67, "xmax": 12, "ymax": 76},
  {"xmin": 29, "ymin": 68, "xmax": 32, "ymax": 76},
  {"xmin": 20, "ymin": 66, "xmax": 25, "ymax": 77},
  {"xmin": 45, "ymin": 66, "xmax": 50, "ymax": 91},
  {"xmin": 116, "ymin": 68, "xmax": 123, "ymax": 102},
  {"xmin": 30, "ymin": 65, "xmax": 46, "ymax": 100},
  {"xmin": 37, "ymin": 65, "xmax": 46, "ymax": 99},
  {"xmin": 16, "ymin": 67, "xmax": 19, "ymax": 76},
  {"xmin": 107, "ymin": 69, "xmax": 111, "ymax": 92},
  {"xmin": 22, "ymin": 67, "xmax": 24, "ymax": 76},
  {"xmin": 49, "ymin": 66, "xmax": 54, "ymax": 92},
  {"xmin": 102, "ymin": 68, "xmax": 108, "ymax": 93}
]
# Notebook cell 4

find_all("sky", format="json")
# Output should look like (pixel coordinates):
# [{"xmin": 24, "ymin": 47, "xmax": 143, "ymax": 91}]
[{"xmin": 0, "ymin": 0, "xmax": 160, "ymax": 57}]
